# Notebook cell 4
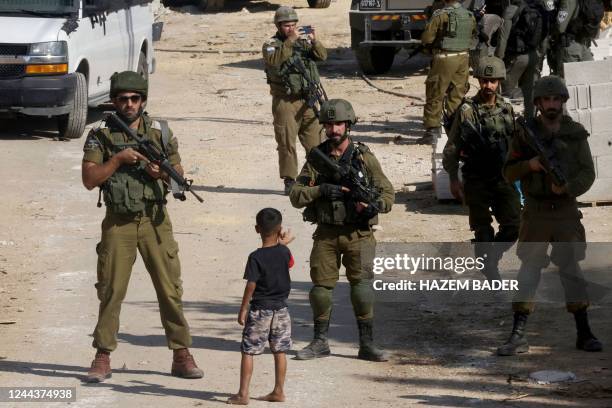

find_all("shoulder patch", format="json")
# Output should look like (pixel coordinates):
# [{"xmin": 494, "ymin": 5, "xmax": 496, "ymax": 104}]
[
  {"xmin": 150, "ymin": 120, "xmax": 162, "ymax": 131},
  {"xmin": 432, "ymin": 8, "xmax": 444, "ymax": 17},
  {"xmin": 83, "ymin": 129, "xmax": 102, "ymax": 150},
  {"xmin": 557, "ymin": 10, "xmax": 568, "ymax": 23}
]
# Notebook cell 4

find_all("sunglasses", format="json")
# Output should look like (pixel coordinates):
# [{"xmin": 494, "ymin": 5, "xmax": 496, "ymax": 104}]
[{"xmin": 116, "ymin": 95, "xmax": 142, "ymax": 103}]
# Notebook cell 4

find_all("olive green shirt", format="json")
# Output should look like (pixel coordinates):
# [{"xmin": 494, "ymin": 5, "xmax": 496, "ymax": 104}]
[
  {"xmin": 83, "ymin": 114, "xmax": 181, "ymax": 166},
  {"xmin": 443, "ymin": 92, "xmax": 515, "ymax": 181},
  {"xmin": 503, "ymin": 115, "xmax": 595, "ymax": 199},
  {"xmin": 262, "ymin": 33, "xmax": 327, "ymax": 96},
  {"xmin": 421, "ymin": 2, "xmax": 477, "ymax": 50},
  {"xmin": 290, "ymin": 140, "xmax": 395, "ymax": 221}
]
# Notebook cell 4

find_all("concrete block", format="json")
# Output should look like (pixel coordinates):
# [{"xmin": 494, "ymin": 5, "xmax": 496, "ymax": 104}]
[
  {"xmin": 568, "ymin": 109, "xmax": 593, "ymax": 133},
  {"xmin": 579, "ymin": 177, "xmax": 612, "ymax": 203},
  {"xmin": 591, "ymin": 37, "xmax": 612, "ymax": 60},
  {"xmin": 588, "ymin": 133, "xmax": 612, "ymax": 155},
  {"xmin": 566, "ymin": 85, "xmax": 578, "ymax": 111},
  {"xmin": 564, "ymin": 60, "xmax": 612, "ymax": 86},
  {"xmin": 590, "ymin": 107, "xmax": 612, "ymax": 134},
  {"xmin": 589, "ymin": 82, "xmax": 612, "ymax": 109},
  {"xmin": 596, "ymin": 155, "xmax": 612, "ymax": 178},
  {"xmin": 576, "ymin": 85, "xmax": 590, "ymax": 109}
]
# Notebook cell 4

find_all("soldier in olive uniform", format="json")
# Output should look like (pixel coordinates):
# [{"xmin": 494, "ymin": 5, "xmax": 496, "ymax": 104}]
[
  {"xmin": 263, "ymin": 6, "xmax": 327, "ymax": 194},
  {"xmin": 495, "ymin": 0, "xmax": 549, "ymax": 119},
  {"xmin": 420, "ymin": 0, "xmax": 477, "ymax": 144},
  {"xmin": 498, "ymin": 76, "xmax": 603, "ymax": 355},
  {"xmin": 289, "ymin": 99, "xmax": 394, "ymax": 361},
  {"xmin": 82, "ymin": 72, "xmax": 203, "ymax": 382},
  {"xmin": 443, "ymin": 57, "xmax": 520, "ymax": 282},
  {"xmin": 548, "ymin": 0, "xmax": 602, "ymax": 77}
]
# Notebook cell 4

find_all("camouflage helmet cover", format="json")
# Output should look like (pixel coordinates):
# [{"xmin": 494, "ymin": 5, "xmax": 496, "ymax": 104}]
[
  {"xmin": 274, "ymin": 6, "xmax": 298, "ymax": 24},
  {"xmin": 110, "ymin": 71, "xmax": 148, "ymax": 98},
  {"xmin": 474, "ymin": 56, "xmax": 506, "ymax": 80},
  {"xmin": 319, "ymin": 99, "xmax": 357, "ymax": 125},
  {"xmin": 533, "ymin": 75, "xmax": 570, "ymax": 101}
]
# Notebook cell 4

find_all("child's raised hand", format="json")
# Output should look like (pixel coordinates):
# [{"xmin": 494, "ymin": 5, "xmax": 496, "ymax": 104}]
[
  {"xmin": 238, "ymin": 308, "xmax": 247, "ymax": 326},
  {"xmin": 278, "ymin": 228, "xmax": 295, "ymax": 246}
]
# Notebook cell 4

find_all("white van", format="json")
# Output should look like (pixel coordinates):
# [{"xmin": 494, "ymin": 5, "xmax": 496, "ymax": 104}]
[{"xmin": 0, "ymin": 0, "xmax": 155, "ymax": 139}]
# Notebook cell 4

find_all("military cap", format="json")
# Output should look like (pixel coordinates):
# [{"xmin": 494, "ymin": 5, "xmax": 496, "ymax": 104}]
[
  {"xmin": 533, "ymin": 75, "xmax": 570, "ymax": 101},
  {"xmin": 110, "ymin": 71, "xmax": 148, "ymax": 98},
  {"xmin": 319, "ymin": 99, "xmax": 357, "ymax": 125},
  {"xmin": 474, "ymin": 56, "xmax": 506, "ymax": 80},
  {"xmin": 274, "ymin": 6, "xmax": 298, "ymax": 24}
]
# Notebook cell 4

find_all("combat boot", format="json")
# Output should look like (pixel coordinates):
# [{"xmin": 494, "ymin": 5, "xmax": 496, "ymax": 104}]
[
  {"xmin": 357, "ymin": 319, "xmax": 389, "ymax": 362},
  {"xmin": 416, "ymin": 127, "xmax": 440, "ymax": 145},
  {"xmin": 171, "ymin": 348, "xmax": 204, "ymax": 378},
  {"xmin": 574, "ymin": 309, "xmax": 603, "ymax": 352},
  {"xmin": 296, "ymin": 319, "xmax": 331, "ymax": 360},
  {"xmin": 86, "ymin": 350, "xmax": 112, "ymax": 383},
  {"xmin": 497, "ymin": 312, "xmax": 529, "ymax": 356}
]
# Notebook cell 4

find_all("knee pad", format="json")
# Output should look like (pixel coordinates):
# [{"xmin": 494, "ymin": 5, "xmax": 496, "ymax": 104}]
[
  {"xmin": 350, "ymin": 280, "xmax": 374, "ymax": 320},
  {"xmin": 309, "ymin": 285, "xmax": 333, "ymax": 321}
]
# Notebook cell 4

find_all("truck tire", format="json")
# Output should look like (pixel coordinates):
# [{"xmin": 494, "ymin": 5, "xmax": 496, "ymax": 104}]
[
  {"xmin": 197, "ymin": 0, "xmax": 224, "ymax": 11},
  {"xmin": 137, "ymin": 51, "xmax": 148, "ymax": 81},
  {"xmin": 354, "ymin": 45, "xmax": 396, "ymax": 75},
  {"xmin": 351, "ymin": 28, "xmax": 396, "ymax": 74},
  {"xmin": 307, "ymin": 0, "xmax": 331, "ymax": 8},
  {"xmin": 57, "ymin": 72, "xmax": 87, "ymax": 139}
]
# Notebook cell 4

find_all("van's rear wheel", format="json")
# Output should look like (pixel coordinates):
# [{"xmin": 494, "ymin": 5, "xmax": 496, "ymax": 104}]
[{"xmin": 57, "ymin": 72, "xmax": 87, "ymax": 139}]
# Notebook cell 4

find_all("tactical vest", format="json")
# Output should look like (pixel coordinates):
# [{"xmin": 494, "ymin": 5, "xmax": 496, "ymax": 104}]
[
  {"xmin": 507, "ymin": 1, "xmax": 546, "ymax": 56},
  {"xmin": 101, "ymin": 118, "xmax": 167, "ymax": 215},
  {"xmin": 265, "ymin": 38, "xmax": 321, "ymax": 96},
  {"xmin": 459, "ymin": 98, "xmax": 515, "ymax": 178},
  {"xmin": 440, "ymin": 4, "xmax": 474, "ymax": 51},
  {"xmin": 303, "ymin": 143, "xmax": 374, "ymax": 226},
  {"xmin": 567, "ymin": 0, "xmax": 604, "ymax": 40}
]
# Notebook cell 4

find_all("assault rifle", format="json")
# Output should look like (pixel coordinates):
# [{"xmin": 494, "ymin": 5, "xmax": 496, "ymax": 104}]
[
  {"xmin": 307, "ymin": 146, "xmax": 381, "ymax": 212},
  {"xmin": 287, "ymin": 56, "xmax": 328, "ymax": 117},
  {"xmin": 106, "ymin": 113, "xmax": 204, "ymax": 203},
  {"xmin": 517, "ymin": 116, "xmax": 567, "ymax": 187}
]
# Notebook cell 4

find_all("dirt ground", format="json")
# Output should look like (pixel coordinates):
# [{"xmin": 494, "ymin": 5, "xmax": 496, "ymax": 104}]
[{"xmin": 0, "ymin": 0, "xmax": 611, "ymax": 407}]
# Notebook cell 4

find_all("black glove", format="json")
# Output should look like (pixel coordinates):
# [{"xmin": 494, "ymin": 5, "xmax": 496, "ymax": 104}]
[
  {"xmin": 319, "ymin": 183, "xmax": 344, "ymax": 200},
  {"xmin": 359, "ymin": 201, "xmax": 380, "ymax": 220}
]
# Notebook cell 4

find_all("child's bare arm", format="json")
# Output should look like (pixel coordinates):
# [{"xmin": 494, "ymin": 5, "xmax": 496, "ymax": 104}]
[
  {"xmin": 238, "ymin": 281, "xmax": 256, "ymax": 325},
  {"xmin": 278, "ymin": 228, "xmax": 295, "ymax": 246}
]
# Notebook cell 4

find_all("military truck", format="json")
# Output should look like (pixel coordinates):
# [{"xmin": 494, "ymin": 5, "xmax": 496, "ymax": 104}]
[
  {"xmin": 166, "ymin": 0, "xmax": 330, "ymax": 12},
  {"xmin": 350, "ymin": 0, "xmax": 431, "ymax": 74}
]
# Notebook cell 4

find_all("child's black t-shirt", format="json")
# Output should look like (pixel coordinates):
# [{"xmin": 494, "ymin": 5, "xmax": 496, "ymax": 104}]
[{"xmin": 244, "ymin": 244, "xmax": 294, "ymax": 310}]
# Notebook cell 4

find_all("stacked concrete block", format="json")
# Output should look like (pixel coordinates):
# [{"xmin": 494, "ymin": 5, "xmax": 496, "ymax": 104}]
[
  {"xmin": 431, "ymin": 128, "xmax": 462, "ymax": 200},
  {"xmin": 565, "ymin": 59, "xmax": 612, "ymax": 203}
]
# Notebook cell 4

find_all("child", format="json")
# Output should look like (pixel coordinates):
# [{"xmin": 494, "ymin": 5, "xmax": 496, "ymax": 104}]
[{"xmin": 227, "ymin": 208, "xmax": 295, "ymax": 405}]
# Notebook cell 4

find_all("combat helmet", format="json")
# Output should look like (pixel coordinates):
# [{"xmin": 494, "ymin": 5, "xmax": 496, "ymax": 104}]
[
  {"xmin": 110, "ymin": 71, "xmax": 148, "ymax": 98},
  {"xmin": 533, "ymin": 75, "xmax": 570, "ymax": 102},
  {"xmin": 474, "ymin": 56, "xmax": 506, "ymax": 80},
  {"xmin": 319, "ymin": 99, "xmax": 357, "ymax": 125},
  {"xmin": 274, "ymin": 6, "xmax": 298, "ymax": 24}
]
